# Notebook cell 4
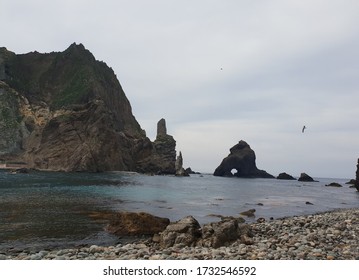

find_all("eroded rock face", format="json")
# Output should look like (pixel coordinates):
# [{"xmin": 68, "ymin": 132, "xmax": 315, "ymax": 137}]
[
  {"xmin": 0, "ymin": 44, "xmax": 177, "ymax": 173},
  {"xmin": 213, "ymin": 140, "xmax": 274, "ymax": 178}
]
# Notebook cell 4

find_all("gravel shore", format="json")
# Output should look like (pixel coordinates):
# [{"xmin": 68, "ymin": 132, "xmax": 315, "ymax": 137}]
[{"xmin": 1, "ymin": 208, "xmax": 358, "ymax": 260}]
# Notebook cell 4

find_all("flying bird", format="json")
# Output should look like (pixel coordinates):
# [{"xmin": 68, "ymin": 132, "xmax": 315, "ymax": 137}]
[{"xmin": 302, "ymin": 125, "xmax": 306, "ymax": 133}]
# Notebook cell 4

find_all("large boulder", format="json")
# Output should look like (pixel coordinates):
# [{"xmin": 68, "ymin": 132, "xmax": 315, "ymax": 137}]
[
  {"xmin": 158, "ymin": 216, "xmax": 253, "ymax": 249},
  {"xmin": 213, "ymin": 140, "xmax": 274, "ymax": 178},
  {"xmin": 159, "ymin": 216, "xmax": 201, "ymax": 248},
  {"xmin": 106, "ymin": 212, "xmax": 170, "ymax": 236},
  {"xmin": 199, "ymin": 218, "xmax": 252, "ymax": 248}
]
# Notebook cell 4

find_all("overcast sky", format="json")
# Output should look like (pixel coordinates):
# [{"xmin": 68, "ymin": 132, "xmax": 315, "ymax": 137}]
[{"xmin": 1, "ymin": 0, "xmax": 359, "ymax": 178}]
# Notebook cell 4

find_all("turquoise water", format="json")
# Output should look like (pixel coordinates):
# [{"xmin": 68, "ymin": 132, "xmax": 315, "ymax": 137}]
[{"xmin": 0, "ymin": 170, "xmax": 358, "ymax": 250}]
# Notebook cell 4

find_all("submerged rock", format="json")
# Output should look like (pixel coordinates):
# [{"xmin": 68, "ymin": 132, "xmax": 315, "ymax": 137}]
[
  {"xmin": 213, "ymin": 140, "xmax": 274, "ymax": 178},
  {"xmin": 325, "ymin": 182, "xmax": 342, "ymax": 188}
]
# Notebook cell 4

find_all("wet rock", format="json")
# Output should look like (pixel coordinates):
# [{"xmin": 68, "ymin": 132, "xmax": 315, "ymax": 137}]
[
  {"xmin": 277, "ymin": 172, "xmax": 296, "ymax": 180},
  {"xmin": 325, "ymin": 182, "xmax": 342, "ymax": 188},
  {"xmin": 107, "ymin": 212, "xmax": 170, "ymax": 236},
  {"xmin": 345, "ymin": 179, "xmax": 356, "ymax": 185},
  {"xmin": 240, "ymin": 209, "xmax": 256, "ymax": 217},
  {"xmin": 298, "ymin": 173, "xmax": 316, "ymax": 182}
]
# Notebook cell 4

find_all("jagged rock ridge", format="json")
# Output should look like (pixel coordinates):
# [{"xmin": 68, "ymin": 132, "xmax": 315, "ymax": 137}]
[{"xmin": 0, "ymin": 44, "xmax": 176, "ymax": 173}]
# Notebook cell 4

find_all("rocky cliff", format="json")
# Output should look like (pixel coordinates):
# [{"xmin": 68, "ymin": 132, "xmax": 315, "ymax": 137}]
[
  {"xmin": 213, "ymin": 140, "xmax": 274, "ymax": 178},
  {"xmin": 0, "ymin": 44, "xmax": 176, "ymax": 173}
]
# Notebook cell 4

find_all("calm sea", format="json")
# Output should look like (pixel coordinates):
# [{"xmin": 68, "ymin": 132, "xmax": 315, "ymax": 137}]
[{"xmin": 0, "ymin": 169, "xmax": 358, "ymax": 250}]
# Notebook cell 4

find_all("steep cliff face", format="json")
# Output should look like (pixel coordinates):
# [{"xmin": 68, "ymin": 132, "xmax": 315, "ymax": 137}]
[{"xmin": 0, "ymin": 44, "xmax": 176, "ymax": 172}]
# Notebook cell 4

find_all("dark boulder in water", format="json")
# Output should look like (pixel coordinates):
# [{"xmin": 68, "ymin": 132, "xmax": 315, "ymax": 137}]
[
  {"xmin": 325, "ymin": 182, "xmax": 342, "ymax": 188},
  {"xmin": 298, "ymin": 173, "xmax": 316, "ymax": 182},
  {"xmin": 213, "ymin": 140, "xmax": 274, "ymax": 178},
  {"xmin": 277, "ymin": 172, "xmax": 296, "ymax": 180}
]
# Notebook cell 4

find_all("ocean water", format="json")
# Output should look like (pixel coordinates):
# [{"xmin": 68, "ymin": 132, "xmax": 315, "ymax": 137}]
[{"xmin": 0, "ymin": 169, "xmax": 358, "ymax": 250}]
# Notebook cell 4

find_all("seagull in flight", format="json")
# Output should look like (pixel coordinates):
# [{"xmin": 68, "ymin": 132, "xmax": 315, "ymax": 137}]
[{"xmin": 302, "ymin": 125, "xmax": 306, "ymax": 133}]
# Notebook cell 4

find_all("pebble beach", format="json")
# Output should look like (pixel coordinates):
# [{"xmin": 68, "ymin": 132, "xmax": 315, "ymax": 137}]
[{"xmin": 1, "ymin": 208, "xmax": 358, "ymax": 260}]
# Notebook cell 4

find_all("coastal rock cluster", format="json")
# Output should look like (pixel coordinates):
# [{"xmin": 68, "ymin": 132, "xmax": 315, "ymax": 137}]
[
  {"xmin": 0, "ymin": 44, "xmax": 176, "ymax": 173},
  {"xmin": 2, "ymin": 208, "xmax": 358, "ymax": 260}
]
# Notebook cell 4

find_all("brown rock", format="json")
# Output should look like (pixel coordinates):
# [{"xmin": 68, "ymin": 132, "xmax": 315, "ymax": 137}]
[
  {"xmin": 240, "ymin": 209, "xmax": 256, "ymax": 217},
  {"xmin": 106, "ymin": 212, "xmax": 170, "ymax": 236}
]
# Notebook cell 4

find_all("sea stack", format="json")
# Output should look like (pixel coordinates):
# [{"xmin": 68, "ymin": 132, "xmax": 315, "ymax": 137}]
[
  {"xmin": 175, "ymin": 151, "xmax": 189, "ymax": 176},
  {"xmin": 213, "ymin": 140, "xmax": 274, "ymax": 178}
]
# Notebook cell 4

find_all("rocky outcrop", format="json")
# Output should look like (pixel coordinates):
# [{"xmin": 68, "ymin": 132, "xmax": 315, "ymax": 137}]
[
  {"xmin": 0, "ymin": 82, "xmax": 28, "ymax": 156},
  {"xmin": 136, "ymin": 118, "xmax": 176, "ymax": 174},
  {"xmin": 277, "ymin": 172, "xmax": 296, "ymax": 180},
  {"xmin": 106, "ymin": 212, "xmax": 170, "ymax": 236},
  {"xmin": 213, "ymin": 140, "xmax": 274, "ymax": 178},
  {"xmin": 298, "ymin": 173, "xmax": 316, "ymax": 182},
  {"xmin": 159, "ymin": 216, "xmax": 201, "ymax": 248},
  {"xmin": 325, "ymin": 182, "xmax": 342, "ymax": 188},
  {"xmin": 158, "ymin": 216, "xmax": 253, "ymax": 249},
  {"xmin": 355, "ymin": 159, "xmax": 359, "ymax": 192},
  {"xmin": 0, "ymin": 44, "xmax": 177, "ymax": 173},
  {"xmin": 175, "ymin": 151, "xmax": 189, "ymax": 176}
]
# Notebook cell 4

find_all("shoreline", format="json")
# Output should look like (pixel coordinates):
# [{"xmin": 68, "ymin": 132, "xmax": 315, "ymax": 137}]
[{"xmin": 1, "ymin": 208, "xmax": 358, "ymax": 260}]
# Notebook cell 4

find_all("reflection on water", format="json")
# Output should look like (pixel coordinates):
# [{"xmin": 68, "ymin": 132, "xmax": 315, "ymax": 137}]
[{"xmin": 0, "ymin": 170, "xmax": 358, "ymax": 250}]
